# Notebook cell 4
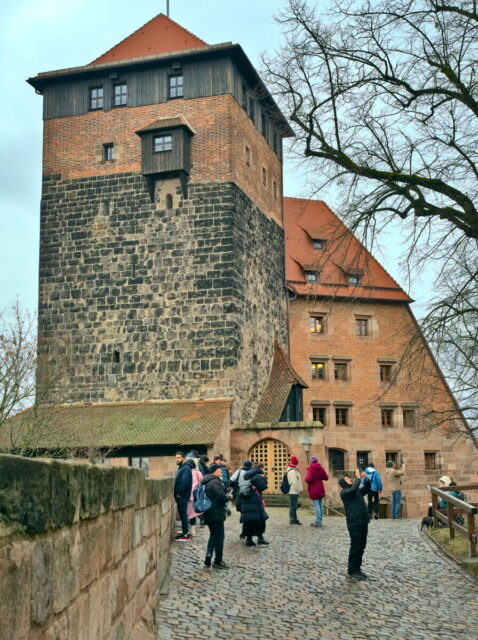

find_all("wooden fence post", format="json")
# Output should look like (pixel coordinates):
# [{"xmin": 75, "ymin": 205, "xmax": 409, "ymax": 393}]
[
  {"xmin": 468, "ymin": 513, "xmax": 477, "ymax": 558},
  {"xmin": 447, "ymin": 502, "xmax": 455, "ymax": 540}
]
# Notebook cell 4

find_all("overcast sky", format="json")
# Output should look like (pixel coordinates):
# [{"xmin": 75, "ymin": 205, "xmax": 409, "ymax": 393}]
[{"xmin": 0, "ymin": 0, "xmax": 432, "ymax": 319}]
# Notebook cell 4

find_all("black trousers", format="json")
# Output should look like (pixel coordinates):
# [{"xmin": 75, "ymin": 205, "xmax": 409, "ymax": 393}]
[
  {"xmin": 347, "ymin": 522, "xmax": 368, "ymax": 575},
  {"xmin": 367, "ymin": 491, "xmax": 380, "ymax": 518},
  {"xmin": 175, "ymin": 496, "xmax": 189, "ymax": 536},
  {"xmin": 206, "ymin": 520, "xmax": 225, "ymax": 563}
]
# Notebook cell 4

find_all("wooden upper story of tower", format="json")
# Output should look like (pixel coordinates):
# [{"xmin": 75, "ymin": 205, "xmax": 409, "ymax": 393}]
[{"xmin": 27, "ymin": 13, "xmax": 291, "ymax": 225}]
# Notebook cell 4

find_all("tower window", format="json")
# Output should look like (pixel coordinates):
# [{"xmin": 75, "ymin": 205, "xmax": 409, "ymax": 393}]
[
  {"xmin": 169, "ymin": 74, "xmax": 184, "ymax": 99},
  {"xmin": 89, "ymin": 87, "xmax": 103, "ymax": 110},
  {"xmin": 262, "ymin": 167, "xmax": 267, "ymax": 186},
  {"xmin": 245, "ymin": 146, "xmax": 251, "ymax": 167},
  {"xmin": 273, "ymin": 180, "xmax": 277, "ymax": 199},
  {"xmin": 154, "ymin": 135, "xmax": 172, "ymax": 152},
  {"xmin": 103, "ymin": 143, "xmax": 114, "ymax": 161},
  {"xmin": 113, "ymin": 350, "xmax": 120, "ymax": 363},
  {"xmin": 113, "ymin": 83, "xmax": 127, "ymax": 107},
  {"xmin": 166, "ymin": 193, "xmax": 173, "ymax": 209}
]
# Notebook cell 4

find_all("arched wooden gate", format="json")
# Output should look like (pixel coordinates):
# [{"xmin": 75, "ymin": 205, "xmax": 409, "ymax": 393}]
[{"xmin": 249, "ymin": 438, "xmax": 291, "ymax": 493}]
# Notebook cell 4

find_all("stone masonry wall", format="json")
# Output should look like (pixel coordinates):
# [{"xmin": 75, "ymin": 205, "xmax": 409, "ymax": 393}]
[
  {"xmin": 0, "ymin": 454, "xmax": 174, "ymax": 640},
  {"xmin": 38, "ymin": 176, "xmax": 287, "ymax": 422}
]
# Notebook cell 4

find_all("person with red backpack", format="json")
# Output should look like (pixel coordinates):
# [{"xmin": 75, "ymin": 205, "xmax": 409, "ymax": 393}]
[{"xmin": 305, "ymin": 455, "xmax": 329, "ymax": 527}]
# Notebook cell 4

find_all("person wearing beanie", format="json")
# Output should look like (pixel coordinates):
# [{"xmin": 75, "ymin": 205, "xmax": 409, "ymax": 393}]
[
  {"xmin": 339, "ymin": 469, "xmax": 371, "ymax": 581},
  {"xmin": 385, "ymin": 460, "xmax": 406, "ymax": 518},
  {"xmin": 305, "ymin": 455, "xmax": 329, "ymax": 527},
  {"xmin": 287, "ymin": 455, "xmax": 303, "ymax": 525},
  {"xmin": 200, "ymin": 464, "xmax": 232, "ymax": 570}
]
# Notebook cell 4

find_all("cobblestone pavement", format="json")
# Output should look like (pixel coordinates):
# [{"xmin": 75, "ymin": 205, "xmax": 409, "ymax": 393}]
[{"xmin": 156, "ymin": 507, "xmax": 478, "ymax": 640}]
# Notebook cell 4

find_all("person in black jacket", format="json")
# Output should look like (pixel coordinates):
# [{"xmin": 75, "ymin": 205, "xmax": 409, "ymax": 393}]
[
  {"xmin": 339, "ymin": 469, "xmax": 371, "ymax": 581},
  {"xmin": 174, "ymin": 451, "xmax": 193, "ymax": 541},
  {"xmin": 201, "ymin": 463, "xmax": 232, "ymax": 569},
  {"xmin": 237, "ymin": 466, "xmax": 269, "ymax": 546}
]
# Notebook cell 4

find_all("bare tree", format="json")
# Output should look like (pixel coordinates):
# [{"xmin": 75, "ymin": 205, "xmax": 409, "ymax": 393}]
[{"xmin": 265, "ymin": 0, "xmax": 478, "ymax": 431}]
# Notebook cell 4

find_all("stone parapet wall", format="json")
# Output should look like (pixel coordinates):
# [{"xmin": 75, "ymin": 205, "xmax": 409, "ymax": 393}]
[{"xmin": 0, "ymin": 454, "xmax": 174, "ymax": 640}]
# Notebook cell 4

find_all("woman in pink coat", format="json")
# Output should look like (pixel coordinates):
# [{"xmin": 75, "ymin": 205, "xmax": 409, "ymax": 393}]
[
  {"xmin": 305, "ymin": 456, "xmax": 329, "ymax": 527},
  {"xmin": 187, "ymin": 459, "xmax": 203, "ymax": 535}
]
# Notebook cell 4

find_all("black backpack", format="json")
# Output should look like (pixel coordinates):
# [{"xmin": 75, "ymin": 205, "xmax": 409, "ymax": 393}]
[{"xmin": 280, "ymin": 470, "xmax": 291, "ymax": 494}]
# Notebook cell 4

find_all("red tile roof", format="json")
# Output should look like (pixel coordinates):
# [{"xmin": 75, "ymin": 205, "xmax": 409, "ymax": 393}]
[
  {"xmin": 254, "ymin": 342, "xmax": 308, "ymax": 424},
  {"xmin": 91, "ymin": 14, "xmax": 208, "ymax": 66},
  {"xmin": 284, "ymin": 197, "xmax": 412, "ymax": 302}
]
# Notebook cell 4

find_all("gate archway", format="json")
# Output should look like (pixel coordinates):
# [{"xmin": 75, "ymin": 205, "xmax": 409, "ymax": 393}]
[{"xmin": 248, "ymin": 438, "xmax": 292, "ymax": 493}]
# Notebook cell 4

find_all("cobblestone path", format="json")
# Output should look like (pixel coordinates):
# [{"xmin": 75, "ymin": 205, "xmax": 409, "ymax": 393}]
[{"xmin": 156, "ymin": 507, "xmax": 478, "ymax": 639}]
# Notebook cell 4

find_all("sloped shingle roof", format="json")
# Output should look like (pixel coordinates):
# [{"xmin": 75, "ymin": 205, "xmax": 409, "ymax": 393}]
[
  {"xmin": 4, "ymin": 400, "xmax": 231, "ymax": 450},
  {"xmin": 284, "ymin": 197, "xmax": 412, "ymax": 302},
  {"xmin": 254, "ymin": 342, "xmax": 308, "ymax": 424},
  {"xmin": 91, "ymin": 14, "xmax": 208, "ymax": 66}
]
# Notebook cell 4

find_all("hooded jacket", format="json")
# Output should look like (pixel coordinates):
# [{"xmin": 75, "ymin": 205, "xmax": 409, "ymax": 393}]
[
  {"xmin": 364, "ymin": 466, "xmax": 383, "ymax": 492},
  {"xmin": 201, "ymin": 473, "xmax": 229, "ymax": 522},
  {"xmin": 305, "ymin": 461, "xmax": 328, "ymax": 500},
  {"xmin": 339, "ymin": 478, "xmax": 370, "ymax": 527}
]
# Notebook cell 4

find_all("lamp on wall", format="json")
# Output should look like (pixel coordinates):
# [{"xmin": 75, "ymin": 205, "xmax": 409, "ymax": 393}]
[{"xmin": 300, "ymin": 437, "xmax": 312, "ymax": 459}]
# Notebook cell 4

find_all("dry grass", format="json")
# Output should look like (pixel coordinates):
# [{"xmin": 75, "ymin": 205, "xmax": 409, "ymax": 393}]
[{"xmin": 429, "ymin": 522, "xmax": 478, "ymax": 578}]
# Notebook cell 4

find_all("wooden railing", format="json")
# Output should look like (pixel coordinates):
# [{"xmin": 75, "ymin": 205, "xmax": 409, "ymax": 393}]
[
  {"xmin": 428, "ymin": 484, "xmax": 478, "ymax": 557},
  {"xmin": 324, "ymin": 494, "xmax": 345, "ymax": 517}
]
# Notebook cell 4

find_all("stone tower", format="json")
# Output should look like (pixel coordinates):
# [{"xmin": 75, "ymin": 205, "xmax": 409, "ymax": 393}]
[{"xmin": 28, "ymin": 14, "xmax": 292, "ymax": 423}]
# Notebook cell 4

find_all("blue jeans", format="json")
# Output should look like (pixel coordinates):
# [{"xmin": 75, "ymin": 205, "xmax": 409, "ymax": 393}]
[
  {"xmin": 391, "ymin": 490, "xmax": 401, "ymax": 518},
  {"xmin": 312, "ymin": 498, "xmax": 323, "ymax": 525}
]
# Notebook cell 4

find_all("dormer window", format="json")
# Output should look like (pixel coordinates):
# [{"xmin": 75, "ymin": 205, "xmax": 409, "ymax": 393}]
[
  {"xmin": 347, "ymin": 273, "xmax": 361, "ymax": 285},
  {"xmin": 154, "ymin": 135, "xmax": 172, "ymax": 152},
  {"xmin": 113, "ymin": 83, "xmax": 127, "ymax": 107},
  {"xmin": 169, "ymin": 74, "xmax": 184, "ymax": 99},
  {"xmin": 305, "ymin": 271, "xmax": 319, "ymax": 282},
  {"xmin": 312, "ymin": 239, "xmax": 326, "ymax": 251},
  {"xmin": 89, "ymin": 87, "xmax": 103, "ymax": 110}
]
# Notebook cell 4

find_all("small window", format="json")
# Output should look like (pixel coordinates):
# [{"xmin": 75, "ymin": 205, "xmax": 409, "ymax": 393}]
[
  {"xmin": 248, "ymin": 97, "xmax": 255, "ymax": 122},
  {"xmin": 380, "ymin": 364, "xmax": 392, "ymax": 382},
  {"xmin": 357, "ymin": 451, "xmax": 369, "ymax": 468},
  {"xmin": 169, "ymin": 74, "xmax": 184, "ymax": 99},
  {"xmin": 335, "ymin": 408, "xmax": 349, "ymax": 426},
  {"xmin": 154, "ymin": 135, "xmax": 172, "ymax": 152},
  {"xmin": 312, "ymin": 239, "xmax": 325, "ymax": 251},
  {"xmin": 312, "ymin": 406, "xmax": 326, "ymax": 425},
  {"xmin": 403, "ymin": 409, "xmax": 416, "ymax": 427},
  {"xmin": 381, "ymin": 408, "xmax": 394, "ymax": 427},
  {"xmin": 113, "ymin": 350, "xmax": 120, "ymax": 363},
  {"xmin": 89, "ymin": 86, "xmax": 103, "ymax": 110},
  {"xmin": 245, "ymin": 145, "xmax": 251, "ymax": 167},
  {"xmin": 273, "ymin": 180, "xmax": 277, "ymax": 200},
  {"xmin": 103, "ymin": 143, "xmax": 114, "ymax": 161},
  {"xmin": 166, "ymin": 194, "xmax": 173, "ymax": 209},
  {"xmin": 262, "ymin": 167, "xmax": 267, "ymax": 186},
  {"xmin": 311, "ymin": 362, "xmax": 325, "ymax": 379},
  {"xmin": 113, "ymin": 83, "xmax": 127, "ymax": 107},
  {"xmin": 424, "ymin": 452, "xmax": 437, "ymax": 470},
  {"xmin": 261, "ymin": 113, "xmax": 267, "ymax": 137},
  {"xmin": 305, "ymin": 271, "xmax": 318, "ymax": 282},
  {"xmin": 334, "ymin": 362, "xmax": 348, "ymax": 380},
  {"xmin": 386, "ymin": 451, "xmax": 399, "ymax": 465},
  {"xmin": 347, "ymin": 273, "xmax": 361, "ymax": 285},
  {"xmin": 309, "ymin": 316, "xmax": 325, "ymax": 334},
  {"xmin": 356, "ymin": 319, "xmax": 368, "ymax": 336},
  {"xmin": 242, "ymin": 84, "xmax": 247, "ymax": 111}
]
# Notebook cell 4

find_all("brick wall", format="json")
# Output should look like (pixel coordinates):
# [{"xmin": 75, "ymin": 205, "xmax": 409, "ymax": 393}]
[
  {"xmin": 287, "ymin": 297, "xmax": 478, "ymax": 516},
  {"xmin": 42, "ymin": 94, "xmax": 282, "ymax": 225},
  {"xmin": 0, "ymin": 454, "xmax": 174, "ymax": 640},
  {"xmin": 38, "ymin": 177, "xmax": 287, "ymax": 422}
]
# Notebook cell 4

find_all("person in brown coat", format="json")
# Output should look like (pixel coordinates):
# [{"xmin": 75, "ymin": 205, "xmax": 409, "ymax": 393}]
[
  {"xmin": 386, "ymin": 460, "xmax": 406, "ymax": 518},
  {"xmin": 305, "ymin": 456, "xmax": 328, "ymax": 527}
]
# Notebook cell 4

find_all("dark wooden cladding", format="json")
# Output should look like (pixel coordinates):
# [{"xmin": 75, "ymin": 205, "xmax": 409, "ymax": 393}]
[
  {"xmin": 140, "ymin": 128, "xmax": 192, "ymax": 176},
  {"xmin": 41, "ymin": 53, "xmax": 285, "ymax": 156}
]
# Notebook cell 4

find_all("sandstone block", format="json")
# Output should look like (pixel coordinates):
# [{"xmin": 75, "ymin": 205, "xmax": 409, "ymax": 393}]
[
  {"xmin": 0, "ymin": 541, "xmax": 32, "ymax": 639},
  {"xmin": 52, "ymin": 530, "xmax": 79, "ymax": 613},
  {"xmin": 32, "ymin": 540, "xmax": 54, "ymax": 625},
  {"xmin": 67, "ymin": 591, "xmax": 90, "ymax": 640}
]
